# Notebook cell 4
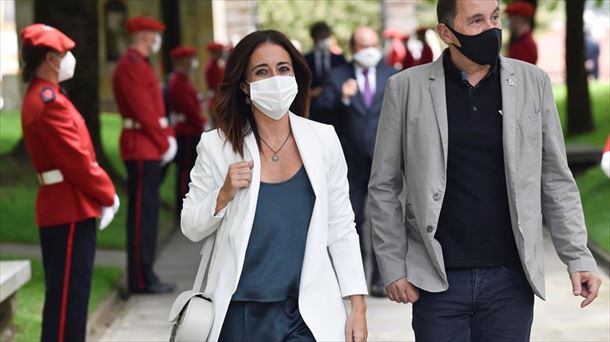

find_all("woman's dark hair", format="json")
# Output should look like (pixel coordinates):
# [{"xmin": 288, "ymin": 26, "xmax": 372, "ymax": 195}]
[
  {"xmin": 21, "ymin": 45, "xmax": 52, "ymax": 82},
  {"xmin": 215, "ymin": 30, "xmax": 312, "ymax": 157}
]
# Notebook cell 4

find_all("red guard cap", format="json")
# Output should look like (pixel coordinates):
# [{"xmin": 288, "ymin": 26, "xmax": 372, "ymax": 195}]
[
  {"xmin": 126, "ymin": 16, "xmax": 166, "ymax": 33},
  {"xmin": 505, "ymin": 2, "xmax": 535, "ymax": 17},
  {"xmin": 170, "ymin": 45, "xmax": 198, "ymax": 59},
  {"xmin": 20, "ymin": 24, "xmax": 75, "ymax": 52},
  {"xmin": 206, "ymin": 42, "xmax": 225, "ymax": 52}
]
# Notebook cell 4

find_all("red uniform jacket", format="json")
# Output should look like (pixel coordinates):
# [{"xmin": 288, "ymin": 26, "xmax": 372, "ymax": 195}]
[
  {"xmin": 509, "ymin": 31, "xmax": 538, "ymax": 65},
  {"xmin": 21, "ymin": 78, "xmax": 116, "ymax": 227},
  {"xmin": 112, "ymin": 48, "xmax": 173, "ymax": 160},
  {"xmin": 204, "ymin": 58, "xmax": 224, "ymax": 112},
  {"xmin": 168, "ymin": 71, "xmax": 206, "ymax": 137},
  {"xmin": 403, "ymin": 43, "xmax": 433, "ymax": 69},
  {"xmin": 204, "ymin": 58, "xmax": 224, "ymax": 92}
]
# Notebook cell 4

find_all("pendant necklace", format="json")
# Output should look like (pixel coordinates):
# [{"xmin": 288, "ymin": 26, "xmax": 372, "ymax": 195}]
[{"xmin": 259, "ymin": 132, "xmax": 292, "ymax": 162}]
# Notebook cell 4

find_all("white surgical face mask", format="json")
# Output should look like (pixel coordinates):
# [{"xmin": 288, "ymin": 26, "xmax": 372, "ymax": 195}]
[
  {"xmin": 57, "ymin": 51, "xmax": 76, "ymax": 82},
  {"xmin": 316, "ymin": 38, "xmax": 331, "ymax": 51},
  {"xmin": 353, "ymin": 47, "xmax": 382, "ymax": 68},
  {"xmin": 191, "ymin": 59, "xmax": 199, "ymax": 70},
  {"xmin": 248, "ymin": 76, "xmax": 298, "ymax": 120},
  {"xmin": 151, "ymin": 33, "xmax": 162, "ymax": 54}
]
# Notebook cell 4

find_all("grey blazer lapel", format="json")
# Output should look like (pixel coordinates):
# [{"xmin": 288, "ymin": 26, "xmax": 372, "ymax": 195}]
[
  {"xmin": 499, "ymin": 56, "xmax": 522, "ymax": 235},
  {"xmin": 428, "ymin": 57, "xmax": 448, "ymax": 170}
]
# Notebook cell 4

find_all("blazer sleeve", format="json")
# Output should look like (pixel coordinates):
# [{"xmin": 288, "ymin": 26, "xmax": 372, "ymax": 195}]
[
  {"xmin": 325, "ymin": 125, "xmax": 368, "ymax": 297},
  {"xmin": 367, "ymin": 75, "xmax": 409, "ymax": 287},
  {"xmin": 539, "ymin": 72, "xmax": 598, "ymax": 274},
  {"xmin": 181, "ymin": 132, "xmax": 227, "ymax": 242}
]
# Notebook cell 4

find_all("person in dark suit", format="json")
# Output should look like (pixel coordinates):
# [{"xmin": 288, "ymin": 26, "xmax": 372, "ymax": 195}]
[
  {"xmin": 304, "ymin": 21, "xmax": 347, "ymax": 123},
  {"xmin": 316, "ymin": 26, "xmax": 396, "ymax": 297}
]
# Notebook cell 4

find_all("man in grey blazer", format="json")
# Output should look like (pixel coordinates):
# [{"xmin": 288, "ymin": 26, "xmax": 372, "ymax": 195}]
[{"xmin": 368, "ymin": 0, "xmax": 602, "ymax": 341}]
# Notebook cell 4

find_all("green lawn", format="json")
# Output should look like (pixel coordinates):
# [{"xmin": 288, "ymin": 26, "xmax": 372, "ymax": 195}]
[
  {"xmin": 0, "ymin": 111, "xmax": 177, "ymax": 249},
  {"xmin": 555, "ymin": 81, "xmax": 610, "ymax": 148},
  {"xmin": 0, "ymin": 256, "xmax": 122, "ymax": 342},
  {"xmin": 575, "ymin": 167, "xmax": 610, "ymax": 253}
]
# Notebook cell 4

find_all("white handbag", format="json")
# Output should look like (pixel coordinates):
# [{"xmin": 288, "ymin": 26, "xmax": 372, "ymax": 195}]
[{"xmin": 169, "ymin": 234, "xmax": 215, "ymax": 341}]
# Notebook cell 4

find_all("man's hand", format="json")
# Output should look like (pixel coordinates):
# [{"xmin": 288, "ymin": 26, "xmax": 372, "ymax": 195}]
[
  {"xmin": 341, "ymin": 79, "xmax": 359, "ymax": 100},
  {"xmin": 570, "ymin": 271, "xmax": 602, "ymax": 308},
  {"xmin": 386, "ymin": 277, "xmax": 420, "ymax": 304}
]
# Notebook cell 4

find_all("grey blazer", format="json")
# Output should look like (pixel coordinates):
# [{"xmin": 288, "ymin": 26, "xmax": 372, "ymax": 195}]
[{"xmin": 368, "ymin": 54, "xmax": 598, "ymax": 299}]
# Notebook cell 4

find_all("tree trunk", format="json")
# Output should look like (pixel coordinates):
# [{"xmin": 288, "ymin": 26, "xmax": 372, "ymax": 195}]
[
  {"xmin": 565, "ymin": 0, "xmax": 594, "ymax": 135},
  {"xmin": 33, "ymin": 0, "xmax": 124, "ymax": 183},
  {"xmin": 161, "ymin": 0, "xmax": 181, "ymax": 78}
]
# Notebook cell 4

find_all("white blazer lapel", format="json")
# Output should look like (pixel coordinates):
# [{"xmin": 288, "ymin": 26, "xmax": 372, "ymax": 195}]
[
  {"xmin": 289, "ymin": 113, "xmax": 325, "ymax": 289},
  {"xmin": 229, "ymin": 132, "xmax": 261, "ymax": 288}
]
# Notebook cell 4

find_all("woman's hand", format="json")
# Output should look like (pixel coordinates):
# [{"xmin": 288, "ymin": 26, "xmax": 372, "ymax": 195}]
[
  {"xmin": 345, "ymin": 295, "xmax": 367, "ymax": 342},
  {"xmin": 215, "ymin": 161, "xmax": 253, "ymax": 214}
]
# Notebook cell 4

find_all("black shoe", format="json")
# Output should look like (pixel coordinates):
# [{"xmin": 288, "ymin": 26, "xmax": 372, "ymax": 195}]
[
  {"xmin": 370, "ymin": 282, "xmax": 387, "ymax": 298},
  {"xmin": 131, "ymin": 281, "xmax": 176, "ymax": 294}
]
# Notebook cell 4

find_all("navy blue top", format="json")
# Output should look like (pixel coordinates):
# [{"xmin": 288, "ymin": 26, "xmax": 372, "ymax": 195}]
[
  {"xmin": 232, "ymin": 166, "xmax": 315, "ymax": 302},
  {"xmin": 436, "ymin": 49, "xmax": 521, "ymax": 269}
]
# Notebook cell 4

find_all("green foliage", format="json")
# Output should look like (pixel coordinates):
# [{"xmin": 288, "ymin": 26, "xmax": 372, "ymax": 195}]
[
  {"xmin": 256, "ymin": 0, "xmax": 382, "ymax": 55},
  {"xmin": 0, "ymin": 256, "xmax": 122, "ymax": 342},
  {"xmin": 575, "ymin": 167, "xmax": 610, "ymax": 253},
  {"xmin": 555, "ymin": 82, "xmax": 610, "ymax": 147}
]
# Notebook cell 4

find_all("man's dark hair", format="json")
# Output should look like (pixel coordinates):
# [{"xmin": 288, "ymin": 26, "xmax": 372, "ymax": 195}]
[
  {"xmin": 437, "ymin": 0, "xmax": 500, "ymax": 28},
  {"xmin": 310, "ymin": 21, "xmax": 331, "ymax": 40},
  {"xmin": 436, "ymin": 0, "xmax": 458, "ymax": 27}
]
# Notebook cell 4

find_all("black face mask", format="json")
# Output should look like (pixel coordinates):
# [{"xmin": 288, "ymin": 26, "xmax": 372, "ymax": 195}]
[{"xmin": 446, "ymin": 25, "xmax": 502, "ymax": 65}]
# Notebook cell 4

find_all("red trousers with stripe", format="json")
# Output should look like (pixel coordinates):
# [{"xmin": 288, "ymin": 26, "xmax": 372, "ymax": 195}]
[
  {"xmin": 125, "ymin": 160, "xmax": 161, "ymax": 291},
  {"xmin": 39, "ymin": 218, "xmax": 96, "ymax": 342}
]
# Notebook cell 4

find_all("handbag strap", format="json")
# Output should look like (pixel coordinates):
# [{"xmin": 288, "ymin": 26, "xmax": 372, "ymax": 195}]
[{"xmin": 193, "ymin": 233, "xmax": 215, "ymax": 292}]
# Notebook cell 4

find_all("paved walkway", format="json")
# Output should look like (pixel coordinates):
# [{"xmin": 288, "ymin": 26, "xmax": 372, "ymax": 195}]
[{"xmin": 98, "ymin": 233, "xmax": 609, "ymax": 341}]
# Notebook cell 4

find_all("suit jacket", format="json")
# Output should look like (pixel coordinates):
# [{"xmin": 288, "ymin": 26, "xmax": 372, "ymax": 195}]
[
  {"xmin": 181, "ymin": 113, "xmax": 368, "ymax": 341},
  {"xmin": 368, "ymin": 55, "xmax": 598, "ymax": 299},
  {"xmin": 316, "ymin": 61, "xmax": 396, "ymax": 160},
  {"xmin": 21, "ymin": 78, "xmax": 115, "ymax": 226},
  {"xmin": 304, "ymin": 50, "xmax": 347, "ymax": 87}
]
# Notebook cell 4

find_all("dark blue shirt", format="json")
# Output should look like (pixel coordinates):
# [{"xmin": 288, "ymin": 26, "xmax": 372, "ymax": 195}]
[
  {"xmin": 232, "ymin": 166, "xmax": 315, "ymax": 301},
  {"xmin": 436, "ymin": 49, "xmax": 521, "ymax": 269}
]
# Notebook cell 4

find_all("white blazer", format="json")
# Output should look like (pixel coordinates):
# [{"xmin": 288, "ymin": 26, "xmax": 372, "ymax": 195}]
[{"xmin": 181, "ymin": 113, "xmax": 368, "ymax": 341}]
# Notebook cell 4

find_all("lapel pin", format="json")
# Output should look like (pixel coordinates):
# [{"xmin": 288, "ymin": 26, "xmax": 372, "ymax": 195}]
[
  {"xmin": 498, "ymin": 110, "xmax": 503, "ymax": 116},
  {"xmin": 507, "ymin": 78, "xmax": 514, "ymax": 86}
]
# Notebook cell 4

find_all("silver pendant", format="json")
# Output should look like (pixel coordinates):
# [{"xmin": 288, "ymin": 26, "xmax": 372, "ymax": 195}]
[{"xmin": 272, "ymin": 154, "xmax": 280, "ymax": 162}]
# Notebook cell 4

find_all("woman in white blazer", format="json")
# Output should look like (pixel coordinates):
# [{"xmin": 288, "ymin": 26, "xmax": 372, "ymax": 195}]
[{"xmin": 181, "ymin": 30, "xmax": 368, "ymax": 342}]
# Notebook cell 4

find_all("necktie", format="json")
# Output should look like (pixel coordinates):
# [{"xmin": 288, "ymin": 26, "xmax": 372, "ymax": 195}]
[{"xmin": 363, "ymin": 68, "xmax": 373, "ymax": 108}]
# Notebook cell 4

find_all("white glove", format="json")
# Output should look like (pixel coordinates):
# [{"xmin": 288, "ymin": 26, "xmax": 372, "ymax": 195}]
[
  {"xmin": 601, "ymin": 151, "xmax": 610, "ymax": 179},
  {"xmin": 161, "ymin": 136, "xmax": 177, "ymax": 166},
  {"xmin": 99, "ymin": 194, "xmax": 120, "ymax": 230}
]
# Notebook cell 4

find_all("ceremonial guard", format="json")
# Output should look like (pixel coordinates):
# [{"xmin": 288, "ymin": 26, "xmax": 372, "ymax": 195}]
[
  {"xmin": 167, "ymin": 45, "xmax": 206, "ymax": 222},
  {"xmin": 506, "ymin": 1, "xmax": 538, "ymax": 64},
  {"xmin": 112, "ymin": 16, "xmax": 176, "ymax": 294},
  {"xmin": 20, "ymin": 24, "xmax": 119, "ymax": 341},
  {"xmin": 203, "ymin": 41, "xmax": 225, "ymax": 117}
]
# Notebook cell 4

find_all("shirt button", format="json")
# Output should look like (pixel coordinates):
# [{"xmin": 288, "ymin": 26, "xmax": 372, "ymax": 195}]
[
  {"xmin": 426, "ymin": 225, "xmax": 434, "ymax": 233},
  {"xmin": 472, "ymin": 106, "xmax": 478, "ymax": 111},
  {"xmin": 433, "ymin": 193, "xmax": 441, "ymax": 201}
]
